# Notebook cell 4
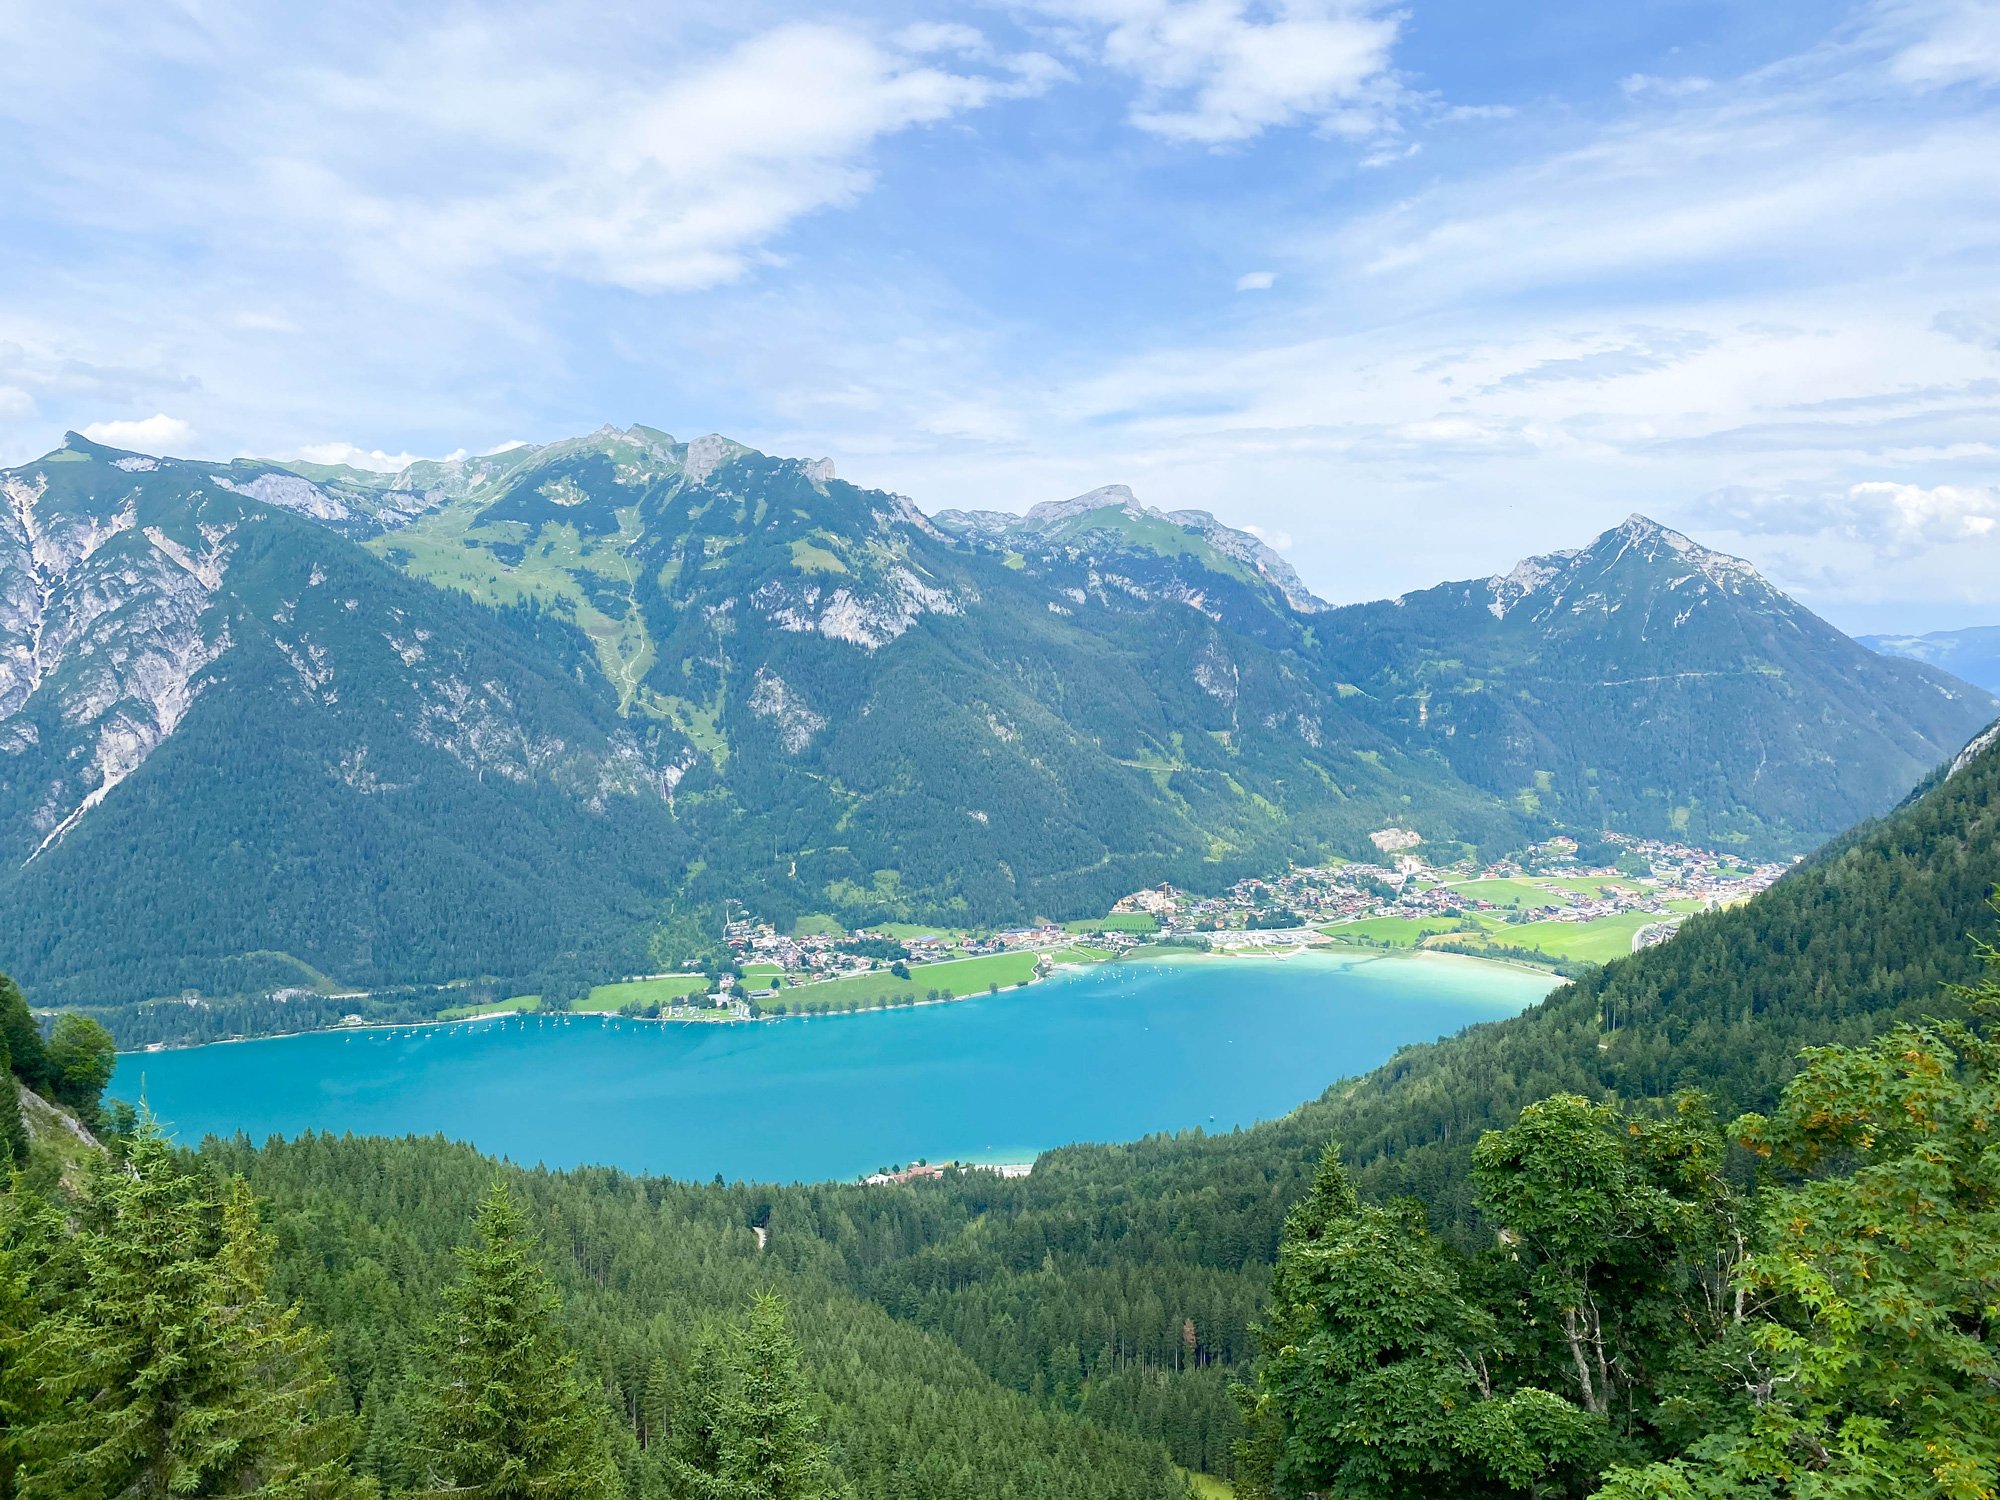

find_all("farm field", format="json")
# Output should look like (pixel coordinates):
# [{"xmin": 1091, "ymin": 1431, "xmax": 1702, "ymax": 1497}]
[
  {"xmin": 1544, "ymin": 876, "xmax": 1648, "ymax": 896},
  {"xmin": 868, "ymin": 921, "xmax": 972, "ymax": 941}
]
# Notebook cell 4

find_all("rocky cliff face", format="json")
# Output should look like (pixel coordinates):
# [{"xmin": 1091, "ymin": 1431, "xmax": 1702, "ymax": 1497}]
[
  {"xmin": 0, "ymin": 435, "xmax": 693, "ymax": 1005},
  {"xmin": 2, "ymin": 458, "xmax": 235, "ymax": 861},
  {"xmin": 935, "ymin": 482, "xmax": 1329, "ymax": 616}
]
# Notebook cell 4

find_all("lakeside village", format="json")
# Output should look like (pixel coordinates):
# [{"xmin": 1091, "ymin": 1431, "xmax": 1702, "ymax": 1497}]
[{"xmin": 638, "ymin": 827, "xmax": 1790, "ymax": 1026}]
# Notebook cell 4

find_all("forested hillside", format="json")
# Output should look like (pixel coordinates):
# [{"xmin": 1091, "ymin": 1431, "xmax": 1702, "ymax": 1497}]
[
  {"xmin": 647, "ymin": 711, "xmax": 2000, "ymax": 1479},
  {"xmin": 2, "ymin": 720, "xmax": 1995, "ymax": 1495}
]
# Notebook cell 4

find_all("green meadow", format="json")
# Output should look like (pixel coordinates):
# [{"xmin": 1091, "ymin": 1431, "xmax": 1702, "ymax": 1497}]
[
  {"xmin": 1063, "ymin": 912, "xmax": 1160, "ymax": 934},
  {"xmin": 436, "ymin": 993, "xmax": 542, "ymax": 1021},
  {"xmin": 766, "ymin": 952, "xmax": 1039, "ymax": 1014},
  {"xmin": 1320, "ymin": 915, "xmax": 1468, "ymax": 947},
  {"xmin": 582, "ymin": 973, "xmax": 712, "ymax": 1009}
]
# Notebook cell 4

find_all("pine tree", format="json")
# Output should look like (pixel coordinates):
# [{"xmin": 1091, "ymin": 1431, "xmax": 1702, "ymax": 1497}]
[
  {"xmin": 214, "ymin": 1176, "xmax": 376, "ymax": 1498},
  {"xmin": 13, "ymin": 1126, "xmax": 372, "ymax": 1499},
  {"xmin": 641, "ymin": 1354, "xmax": 675, "ymax": 1451},
  {"xmin": 0, "ymin": 1040, "xmax": 28, "ymax": 1167},
  {"xmin": 670, "ymin": 1293, "xmax": 847, "ymax": 1500},
  {"xmin": 408, "ymin": 1182, "xmax": 619, "ymax": 1500},
  {"xmin": 0, "ymin": 1185, "xmax": 68, "ymax": 1498}
]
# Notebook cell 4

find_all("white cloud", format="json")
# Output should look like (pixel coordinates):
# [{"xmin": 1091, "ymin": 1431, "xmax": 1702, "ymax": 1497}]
[
  {"xmin": 0, "ymin": 386, "xmax": 36, "ymax": 420},
  {"xmin": 1485, "ymin": 330, "xmax": 1716, "ymax": 391},
  {"xmin": 1359, "ymin": 140, "xmax": 1419, "ymax": 168},
  {"xmin": 1236, "ymin": 270, "xmax": 1276, "ymax": 290},
  {"xmin": 1694, "ymin": 479, "xmax": 2000, "ymax": 555},
  {"xmin": 1847, "ymin": 480, "xmax": 2000, "ymax": 544},
  {"xmin": 1878, "ymin": 0, "xmax": 2000, "ymax": 88},
  {"xmin": 895, "ymin": 22, "xmax": 991, "ymax": 57},
  {"xmin": 1045, "ymin": 0, "xmax": 1404, "ymax": 144},
  {"xmin": 269, "ymin": 21, "xmax": 1055, "ymax": 294},
  {"xmin": 285, "ymin": 441, "xmax": 467, "ymax": 472},
  {"xmin": 1620, "ymin": 73, "xmax": 1713, "ymax": 99},
  {"xmin": 81, "ymin": 413, "xmax": 195, "ymax": 452}
]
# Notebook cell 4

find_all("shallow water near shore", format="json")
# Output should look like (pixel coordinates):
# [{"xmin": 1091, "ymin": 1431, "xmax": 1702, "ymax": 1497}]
[{"xmin": 117, "ymin": 950, "xmax": 1555, "ymax": 1182}]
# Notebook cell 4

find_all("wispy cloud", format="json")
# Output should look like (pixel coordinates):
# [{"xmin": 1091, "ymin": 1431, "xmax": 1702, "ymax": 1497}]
[
  {"xmin": 259, "ymin": 21, "xmax": 1055, "ymax": 294},
  {"xmin": 1039, "ymin": 0, "xmax": 1405, "ymax": 144},
  {"xmin": 3, "ymin": 0, "xmax": 1997, "ymax": 630},
  {"xmin": 1875, "ymin": 0, "xmax": 2000, "ymax": 87}
]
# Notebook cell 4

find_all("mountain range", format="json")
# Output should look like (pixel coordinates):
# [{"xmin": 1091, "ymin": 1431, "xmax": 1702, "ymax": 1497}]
[
  {"xmin": 1863, "ymin": 624, "xmax": 2000, "ymax": 695},
  {"xmin": 2, "ymin": 425, "xmax": 1992, "ymax": 1014}
]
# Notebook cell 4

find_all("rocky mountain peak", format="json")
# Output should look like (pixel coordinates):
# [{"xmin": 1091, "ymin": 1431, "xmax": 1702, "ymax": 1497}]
[
  {"xmin": 1019, "ymin": 483, "xmax": 1144, "ymax": 528},
  {"xmin": 1482, "ymin": 513, "xmax": 1771, "ymax": 621}
]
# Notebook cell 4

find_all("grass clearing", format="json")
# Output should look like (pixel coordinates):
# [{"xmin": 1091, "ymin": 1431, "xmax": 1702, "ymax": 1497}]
[
  {"xmin": 437, "ymin": 994, "xmax": 542, "ymax": 1020},
  {"xmin": 584, "ymin": 974, "xmax": 711, "ymax": 1010},
  {"xmin": 1320, "ymin": 916, "xmax": 1467, "ymax": 946},
  {"xmin": 766, "ymin": 952, "xmax": 1038, "ymax": 1014},
  {"xmin": 1544, "ymin": 876, "xmax": 1647, "ymax": 896},
  {"xmin": 1063, "ymin": 912, "xmax": 1160, "ymax": 934},
  {"xmin": 788, "ymin": 537, "xmax": 847, "ymax": 573},
  {"xmin": 1453, "ymin": 911, "xmax": 1667, "ymax": 964},
  {"xmin": 372, "ymin": 504, "xmax": 668, "ymax": 717},
  {"xmin": 1050, "ymin": 945, "xmax": 1114, "ymax": 963},
  {"xmin": 1443, "ymin": 878, "xmax": 1567, "ymax": 910}
]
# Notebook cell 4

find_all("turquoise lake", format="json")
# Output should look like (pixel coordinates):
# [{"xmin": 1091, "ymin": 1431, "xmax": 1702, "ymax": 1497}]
[{"xmin": 117, "ymin": 951, "xmax": 1554, "ymax": 1183}]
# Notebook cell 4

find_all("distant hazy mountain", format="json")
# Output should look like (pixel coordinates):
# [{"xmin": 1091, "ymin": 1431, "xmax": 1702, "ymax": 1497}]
[
  {"xmin": 934, "ymin": 483, "xmax": 1330, "ymax": 617},
  {"xmin": 1861, "ymin": 625, "xmax": 2000, "ymax": 695},
  {"xmin": 3, "ymin": 429, "xmax": 1992, "ymax": 1013},
  {"xmin": 1313, "ymin": 514, "xmax": 1996, "ymax": 854}
]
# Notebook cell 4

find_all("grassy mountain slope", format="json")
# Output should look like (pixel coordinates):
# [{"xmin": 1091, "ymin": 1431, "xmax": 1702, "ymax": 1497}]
[{"xmin": 364, "ymin": 430, "xmax": 1520, "ymax": 927}]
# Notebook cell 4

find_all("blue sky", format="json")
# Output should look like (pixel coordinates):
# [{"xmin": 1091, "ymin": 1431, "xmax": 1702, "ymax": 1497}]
[{"xmin": 2, "ymin": 0, "xmax": 1997, "ymax": 631}]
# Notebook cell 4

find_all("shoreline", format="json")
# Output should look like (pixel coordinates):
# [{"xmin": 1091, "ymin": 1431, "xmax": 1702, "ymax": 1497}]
[{"xmin": 115, "ymin": 942, "xmax": 1558, "ymax": 1057}]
